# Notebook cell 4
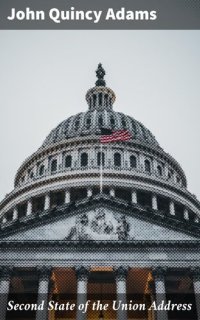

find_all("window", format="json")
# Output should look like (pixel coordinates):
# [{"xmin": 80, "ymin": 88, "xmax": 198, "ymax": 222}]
[
  {"xmin": 97, "ymin": 152, "xmax": 105, "ymax": 166},
  {"xmin": 30, "ymin": 171, "xmax": 34, "ymax": 179},
  {"xmin": 157, "ymin": 165, "xmax": 162, "ymax": 176},
  {"xmin": 39, "ymin": 165, "xmax": 44, "ymax": 176},
  {"xmin": 81, "ymin": 153, "xmax": 88, "ymax": 167},
  {"xmin": 130, "ymin": 155, "xmax": 137, "ymax": 168},
  {"xmin": 114, "ymin": 152, "xmax": 121, "ymax": 167},
  {"xmin": 51, "ymin": 159, "xmax": 57, "ymax": 173},
  {"xmin": 65, "ymin": 155, "xmax": 72, "ymax": 168},
  {"xmin": 144, "ymin": 159, "xmax": 151, "ymax": 173},
  {"xmin": 50, "ymin": 191, "xmax": 65, "ymax": 208}
]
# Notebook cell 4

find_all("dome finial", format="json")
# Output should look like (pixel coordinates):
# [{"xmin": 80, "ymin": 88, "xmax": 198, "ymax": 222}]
[{"xmin": 95, "ymin": 63, "xmax": 106, "ymax": 87}]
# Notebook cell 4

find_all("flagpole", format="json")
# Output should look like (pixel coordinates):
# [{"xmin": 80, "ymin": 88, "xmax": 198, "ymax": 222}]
[{"xmin": 100, "ymin": 143, "xmax": 103, "ymax": 194}]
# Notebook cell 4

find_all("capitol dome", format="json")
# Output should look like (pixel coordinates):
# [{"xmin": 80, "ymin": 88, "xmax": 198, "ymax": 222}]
[{"xmin": 42, "ymin": 80, "xmax": 159, "ymax": 149}]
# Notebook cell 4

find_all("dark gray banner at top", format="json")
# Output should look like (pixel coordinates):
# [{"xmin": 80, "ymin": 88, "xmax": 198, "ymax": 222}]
[{"xmin": 0, "ymin": 0, "xmax": 200, "ymax": 30}]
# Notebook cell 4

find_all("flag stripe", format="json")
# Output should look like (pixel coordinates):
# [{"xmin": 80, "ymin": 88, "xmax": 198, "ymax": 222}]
[{"xmin": 100, "ymin": 129, "xmax": 132, "ymax": 143}]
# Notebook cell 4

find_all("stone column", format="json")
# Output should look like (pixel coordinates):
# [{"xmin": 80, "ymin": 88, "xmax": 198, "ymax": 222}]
[
  {"xmin": 76, "ymin": 267, "xmax": 89, "ymax": 320},
  {"xmin": 169, "ymin": 200, "xmax": 175, "ymax": 216},
  {"xmin": 13, "ymin": 206, "xmax": 18, "ymax": 220},
  {"xmin": 153, "ymin": 159, "xmax": 157, "ymax": 175},
  {"xmin": 139, "ymin": 153, "xmax": 145, "ymax": 172},
  {"xmin": 0, "ymin": 267, "xmax": 12, "ymax": 320},
  {"xmin": 110, "ymin": 188, "xmax": 115, "ymax": 197},
  {"xmin": 36, "ymin": 266, "xmax": 52, "ymax": 320},
  {"xmin": 191, "ymin": 267, "xmax": 200, "ymax": 320},
  {"xmin": 87, "ymin": 188, "xmax": 92, "ymax": 198},
  {"xmin": 26, "ymin": 199, "xmax": 33, "ymax": 216},
  {"xmin": 152, "ymin": 194, "xmax": 158, "ymax": 210},
  {"xmin": 65, "ymin": 190, "xmax": 70, "ymax": 204},
  {"xmin": 131, "ymin": 189, "xmax": 137, "ymax": 204},
  {"xmin": 152, "ymin": 267, "xmax": 168, "ymax": 320},
  {"xmin": 2, "ymin": 216, "xmax": 7, "ymax": 224},
  {"xmin": 184, "ymin": 207, "xmax": 189, "ymax": 220},
  {"xmin": 148, "ymin": 280, "xmax": 156, "ymax": 320},
  {"xmin": 115, "ymin": 266, "xmax": 128, "ymax": 320},
  {"xmin": 44, "ymin": 194, "xmax": 51, "ymax": 210}
]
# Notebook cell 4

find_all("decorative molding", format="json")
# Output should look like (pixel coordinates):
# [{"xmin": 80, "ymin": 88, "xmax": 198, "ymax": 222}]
[
  {"xmin": 152, "ymin": 267, "xmax": 167, "ymax": 281},
  {"xmin": 114, "ymin": 266, "xmax": 129, "ymax": 281},
  {"xmin": 0, "ymin": 239, "xmax": 199, "ymax": 250},
  {"xmin": 190, "ymin": 267, "xmax": 200, "ymax": 281},
  {"xmin": 37, "ymin": 266, "xmax": 52, "ymax": 281},
  {"xmin": 75, "ymin": 266, "xmax": 89, "ymax": 281},
  {"xmin": 0, "ymin": 266, "xmax": 13, "ymax": 280}
]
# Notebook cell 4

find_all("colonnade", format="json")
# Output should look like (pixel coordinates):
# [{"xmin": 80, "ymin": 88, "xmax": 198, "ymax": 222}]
[
  {"xmin": 0, "ymin": 266, "xmax": 200, "ymax": 320},
  {"xmin": 3, "ymin": 187, "xmax": 196, "ymax": 225}
]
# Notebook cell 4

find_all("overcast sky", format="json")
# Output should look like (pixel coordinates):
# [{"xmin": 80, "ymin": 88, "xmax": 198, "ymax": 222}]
[{"xmin": 0, "ymin": 31, "xmax": 199, "ymax": 201}]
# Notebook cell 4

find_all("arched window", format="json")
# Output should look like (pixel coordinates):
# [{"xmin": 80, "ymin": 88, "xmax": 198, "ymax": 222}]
[
  {"xmin": 65, "ymin": 155, "xmax": 72, "ymax": 168},
  {"xmin": 97, "ymin": 152, "xmax": 105, "ymax": 166},
  {"xmin": 81, "ymin": 153, "xmax": 88, "ymax": 167},
  {"xmin": 39, "ymin": 165, "xmax": 44, "ymax": 176},
  {"xmin": 51, "ymin": 159, "xmax": 57, "ymax": 173},
  {"xmin": 144, "ymin": 159, "xmax": 151, "ymax": 173},
  {"xmin": 114, "ymin": 152, "xmax": 121, "ymax": 167},
  {"xmin": 30, "ymin": 171, "xmax": 34, "ymax": 179},
  {"xmin": 157, "ymin": 165, "xmax": 162, "ymax": 176},
  {"xmin": 130, "ymin": 155, "xmax": 137, "ymax": 168}
]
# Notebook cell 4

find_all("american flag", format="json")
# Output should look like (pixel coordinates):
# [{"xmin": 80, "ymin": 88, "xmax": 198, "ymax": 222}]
[{"xmin": 100, "ymin": 128, "xmax": 132, "ymax": 143}]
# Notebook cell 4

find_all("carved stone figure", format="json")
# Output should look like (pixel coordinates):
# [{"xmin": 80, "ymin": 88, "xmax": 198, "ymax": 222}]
[
  {"xmin": 91, "ymin": 209, "xmax": 114, "ymax": 235},
  {"xmin": 65, "ymin": 210, "xmax": 130, "ymax": 241},
  {"xmin": 116, "ymin": 215, "xmax": 130, "ymax": 240}
]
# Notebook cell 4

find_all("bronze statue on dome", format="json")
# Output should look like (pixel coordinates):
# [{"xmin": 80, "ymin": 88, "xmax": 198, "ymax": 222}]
[{"xmin": 95, "ymin": 63, "xmax": 106, "ymax": 86}]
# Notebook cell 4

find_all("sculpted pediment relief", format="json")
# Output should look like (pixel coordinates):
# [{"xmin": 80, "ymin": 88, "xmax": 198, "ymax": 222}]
[{"xmin": 65, "ymin": 208, "xmax": 131, "ymax": 241}]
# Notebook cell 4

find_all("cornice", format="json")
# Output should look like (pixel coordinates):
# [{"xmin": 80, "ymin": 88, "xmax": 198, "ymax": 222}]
[{"xmin": 0, "ymin": 239, "xmax": 199, "ymax": 249}]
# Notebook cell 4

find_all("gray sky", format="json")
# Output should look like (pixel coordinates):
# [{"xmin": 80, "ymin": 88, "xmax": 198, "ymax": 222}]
[{"xmin": 0, "ymin": 31, "xmax": 199, "ymax": 201}]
